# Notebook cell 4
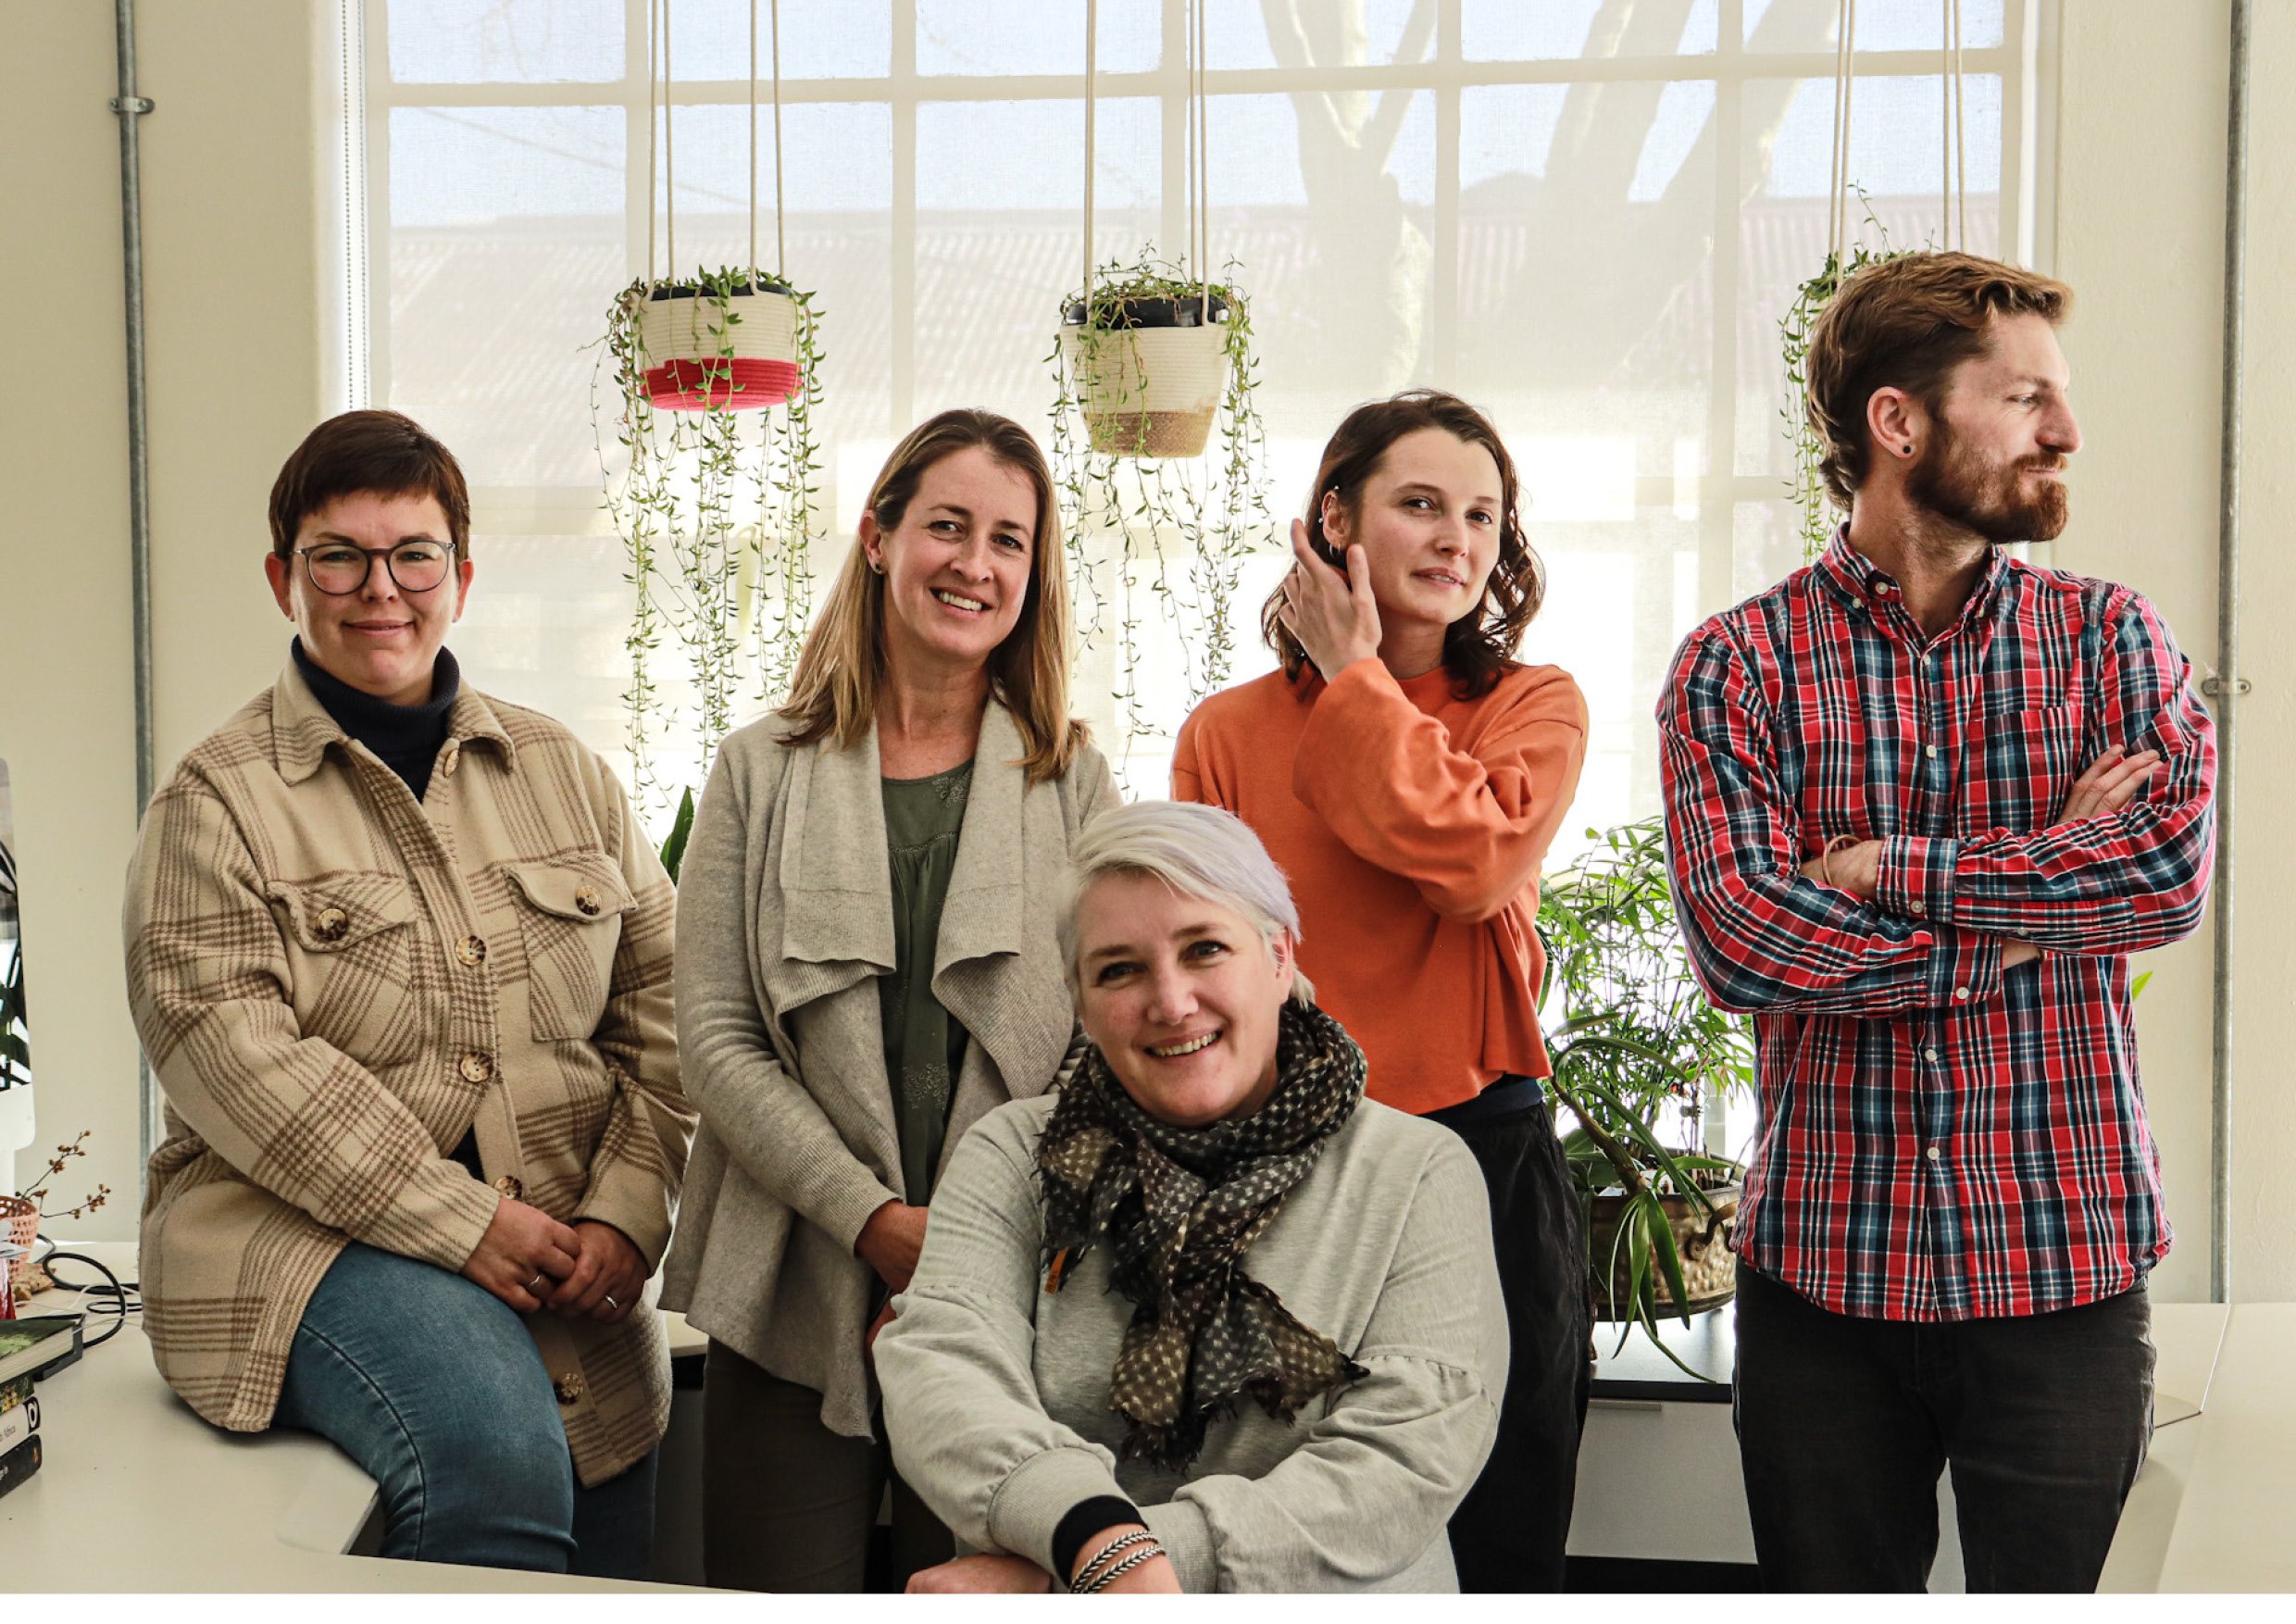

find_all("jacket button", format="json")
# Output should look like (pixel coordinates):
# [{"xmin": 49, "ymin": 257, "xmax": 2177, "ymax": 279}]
[
  {"xmin": 555, "ymin": 1372, "xmax": 586, "ymax": 1405},
  {"xmin": 459, "ymin": 1052, "xmax": 494, "ymax": 1083},
  {"xmin": 574, "ymin": 886, "xmax": 602, "ymax": 917},
  {"xmin": 313, "ymin": 906, "xmax": 349, "ymax": 943},
  {"xmin": 457, "ymin": 934, "xmax": 488, "ymax": 967},
  {"xmin": 440, "ymin": 744, "xmax": 459, "ymax": 778},
  {"xmin": 493, "ymin": 1174, "xmax": 523, "ymax": 1201}
]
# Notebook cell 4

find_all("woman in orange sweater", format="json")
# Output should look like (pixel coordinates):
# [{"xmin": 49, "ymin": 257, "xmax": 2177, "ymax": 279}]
[{"xmin": 1171, "ymin": 390, "xmax": 1590, "ymax": 1593}]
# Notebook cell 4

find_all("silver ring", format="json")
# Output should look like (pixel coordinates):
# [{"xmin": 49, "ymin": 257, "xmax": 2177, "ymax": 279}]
[
  {"xmin": 526, "ymin": 1271, "xmax": 544, "ymax": 1291},
  {"xmin": 603, "ymin": 1294, "xmax": 619, "ymax": 1309}
]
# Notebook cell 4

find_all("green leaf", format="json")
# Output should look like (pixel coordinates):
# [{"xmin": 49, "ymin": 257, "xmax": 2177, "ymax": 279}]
[
  {"xmin": 1645, "ymin": 1192, "xmax": 1695, "ymax": 1326},
  {"xmin": 658, "ymin": 787, "xmax": 697, "ymax": 884}
]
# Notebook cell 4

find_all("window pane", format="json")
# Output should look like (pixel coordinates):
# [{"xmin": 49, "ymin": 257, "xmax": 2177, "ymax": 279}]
[
  {"xmin": 670, "ymin": 0, "xmax": 892, "ymax": 80},
  {"xmin": 386, "ymin": 106, "xmax": 624, "ymax": 488},
  {"xmin": 453, "ymin": 532, "xmax": 638, "ymax": 776},
  {"xmin": 919, "ymin": 0, "xmax": 1160, "ymax": 75},
  {"xmin": 1745, "ymin": 0, "xmax": 2004, "ymax": 51},
  {"xmin": 1466, "ymin": 0, "xmax": 1716, "ymax": 62},
  {"xmin": 388, "ymin": 0, "xmax": 623, "ymax": 84},
  {"xmin": 1209, "ymin": 0, "xmax": 1429, "ymax": 71},
  {"xmin": 1731, "ymin": 74, "xmax": 2003, "ymax": 480},
  {"xmin": 912, "ymin": 98, "xmax": 1159, "ymax": 429}
]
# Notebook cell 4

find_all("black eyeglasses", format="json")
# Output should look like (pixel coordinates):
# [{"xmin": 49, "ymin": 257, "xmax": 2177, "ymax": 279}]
[{"xmin": 293, "ymin": 540, "xmax": 458, "ymax": 595}]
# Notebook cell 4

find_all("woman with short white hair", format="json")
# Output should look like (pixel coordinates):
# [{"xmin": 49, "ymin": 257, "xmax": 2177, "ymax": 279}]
[{"xmin": 876, "ymin": 800, "xmax": 1507, "ymax": 1593}]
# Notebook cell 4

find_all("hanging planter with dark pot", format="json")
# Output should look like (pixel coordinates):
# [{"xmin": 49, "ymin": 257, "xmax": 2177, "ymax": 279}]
[
  {"xmin": 630, "ymin": 273, "xmax": 803, "ymax": 413},
  {"xmin": 1059, "ymin": 289, "xmax": 1232, "ymax": 458}
]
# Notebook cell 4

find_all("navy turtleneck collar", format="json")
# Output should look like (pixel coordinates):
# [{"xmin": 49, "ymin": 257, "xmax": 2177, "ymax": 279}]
[{"xmin": 291, "ymin": 638, "xmax": 462, "ymax": 802}]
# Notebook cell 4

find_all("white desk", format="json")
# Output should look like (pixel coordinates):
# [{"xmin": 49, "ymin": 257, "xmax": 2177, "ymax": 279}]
[{"xmin": 2, "ymin": 1241, "xmax": 703, "ymax": 1593}]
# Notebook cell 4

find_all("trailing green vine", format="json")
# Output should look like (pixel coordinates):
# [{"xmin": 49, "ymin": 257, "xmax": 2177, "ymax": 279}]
[
  {"xmin": 1779, "ymin": 196, "xmax": 1906, "ymax": 560},
  {"xmin": 593, "ymin": 265, "xmax": 827, "ymax": 831},
  {"xmin": 1048, "ymin": 251, "xmax": 1270, "ymax": 760}
]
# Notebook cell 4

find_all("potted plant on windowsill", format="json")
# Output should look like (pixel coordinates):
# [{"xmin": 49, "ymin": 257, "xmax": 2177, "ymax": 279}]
[{"xmin": 1535, "ymin": 819, "xmax": 1755, "ymax": 1373}]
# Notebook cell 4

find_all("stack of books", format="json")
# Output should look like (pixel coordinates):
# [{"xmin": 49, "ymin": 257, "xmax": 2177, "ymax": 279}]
[{"xmin": 0, "ymin": 1315, "xmax": 80, "ymax": 1498}]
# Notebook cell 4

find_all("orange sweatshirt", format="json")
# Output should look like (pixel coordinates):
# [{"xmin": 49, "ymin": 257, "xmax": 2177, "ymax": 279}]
[{"xmin": 1172, "ymin": 658, "xmax": 1589, "ymax": 1116}]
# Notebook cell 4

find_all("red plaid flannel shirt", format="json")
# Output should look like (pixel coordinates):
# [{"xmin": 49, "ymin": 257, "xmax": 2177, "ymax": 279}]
[{"xmin": 1657, "ymin": 535, "xmax": 2215, "ymax": 1320}]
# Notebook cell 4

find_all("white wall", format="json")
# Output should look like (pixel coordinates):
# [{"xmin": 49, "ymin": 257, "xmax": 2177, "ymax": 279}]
[
  {"xmin": 4, "ymin": 1, "xmax": 2290, "ymax": 1295},
  {"xmin": 2, "ymin": 0, "xmax": 338, "ymax": 1236},
  {"xmin": 2053, "ymin": 0, "xmax": 2294, "ymax": 1303}
]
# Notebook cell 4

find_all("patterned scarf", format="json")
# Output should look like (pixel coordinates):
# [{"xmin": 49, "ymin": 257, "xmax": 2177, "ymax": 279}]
[{"xmin": 1037, "ymin": 998, "xmax": 1369, "ymax": 1469}]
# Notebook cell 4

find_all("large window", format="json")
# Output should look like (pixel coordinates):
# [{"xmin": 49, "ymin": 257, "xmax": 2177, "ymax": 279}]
[{"xmin": 368, "ymin": 0, "xmax": 2044, "ymax": 840}]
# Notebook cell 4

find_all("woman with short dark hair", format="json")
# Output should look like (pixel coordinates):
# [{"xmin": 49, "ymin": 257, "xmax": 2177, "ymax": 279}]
[
  {"xmin": 124, "ymin": 409, "xmax": 689, "ymax": 1576},
  {"xmin": 1171, "ymin": 389, "xmax": 1591, "ymax": 1591}
]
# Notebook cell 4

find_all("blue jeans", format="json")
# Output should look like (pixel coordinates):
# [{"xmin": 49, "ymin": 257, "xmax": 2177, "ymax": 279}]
[{"xmin": 273, "ymin": 1241, "xmax": 657, "ymax": 1577}]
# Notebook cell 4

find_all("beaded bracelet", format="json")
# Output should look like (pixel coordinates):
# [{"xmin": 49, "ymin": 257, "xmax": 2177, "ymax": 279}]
[
  {"xmin": 1079, "ymin": 1545, "xmax": 1165, "ymax": 1593},
  {"xmin": 1068, "ymin": 1529, "xmax": 1157, "ymax": 1593}
]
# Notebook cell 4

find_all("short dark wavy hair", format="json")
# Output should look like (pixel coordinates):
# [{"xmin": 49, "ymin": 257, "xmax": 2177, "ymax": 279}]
[
  {"xmin": 1261, "ymin": 389, "xmax": 1542, "ymax": 700},
  {"xmin": 268, "ymin": 409, "xmax": 471, "ymax": 557}
]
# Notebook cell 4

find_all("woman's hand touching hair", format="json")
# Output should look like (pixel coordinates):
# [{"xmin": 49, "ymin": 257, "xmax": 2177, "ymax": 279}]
[{"xmin": 1275, "ymin": 518, "xmax": 1382, "ymax": 681}]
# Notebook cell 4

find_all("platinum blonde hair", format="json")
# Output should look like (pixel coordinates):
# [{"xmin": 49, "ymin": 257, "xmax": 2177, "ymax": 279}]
[{"xmin": 1057, "ymin": 800, "xmax": 1314, "ymax": 1006}]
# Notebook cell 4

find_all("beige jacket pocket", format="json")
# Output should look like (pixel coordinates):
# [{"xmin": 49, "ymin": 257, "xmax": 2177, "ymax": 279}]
[
  {"xmin": 507, "ymin": 855, "xmax": 635, "ymax": 1041},
  {"xmin": 263, "ymin": 870, "xmax": 421, "ymax": 1065}
]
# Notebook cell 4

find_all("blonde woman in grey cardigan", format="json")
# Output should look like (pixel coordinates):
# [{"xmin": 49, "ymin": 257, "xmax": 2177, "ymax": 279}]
[
  {"xmin": 877, "ymin": 801, "xmax": 1508, "ymax": 1593},
  {"xmin": 661, "ymin": 409, "xmax": 1117, "ymax": 1593}
]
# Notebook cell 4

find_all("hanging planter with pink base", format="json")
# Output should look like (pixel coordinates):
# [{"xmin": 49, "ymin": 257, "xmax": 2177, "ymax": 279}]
[{"xmin": 631, "ymin": 275, "xmax": 804, "ymax": 413}]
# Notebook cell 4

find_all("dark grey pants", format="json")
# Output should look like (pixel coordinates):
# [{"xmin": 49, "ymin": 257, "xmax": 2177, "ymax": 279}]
[
  {"xmin": 700, "ymin": 1339, "xmax": 954, "ymax": 1593},
  {"xmin": 1732, "ymin": 1264, "xmax": 2155, "ymax": 1593},
  {"xmin": 1431, "ymin": 1080, "xmax": 1593, "ymax": 1593}
]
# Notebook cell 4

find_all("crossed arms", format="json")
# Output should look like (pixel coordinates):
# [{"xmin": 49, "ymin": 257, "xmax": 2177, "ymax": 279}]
[{"xmin": 1656, "ymin": 590, "xmax": 2216, "ymax": 1019}]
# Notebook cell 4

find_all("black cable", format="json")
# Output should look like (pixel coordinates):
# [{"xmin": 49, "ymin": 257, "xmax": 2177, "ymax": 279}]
[{"xmin": 28, "ymin": 1241, "xmax": 140, "ymax": 1351}]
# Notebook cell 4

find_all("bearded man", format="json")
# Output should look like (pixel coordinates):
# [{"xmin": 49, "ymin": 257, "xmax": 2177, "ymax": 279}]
[{"xmin": 1656, "ymin": 252, "xmax": 2216, "ymax": 1593}]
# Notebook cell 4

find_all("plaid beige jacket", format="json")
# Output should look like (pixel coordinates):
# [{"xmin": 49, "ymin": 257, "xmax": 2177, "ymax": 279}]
[{"xmin": 124, "ymin": 662, "xmax": 690, "ymax": 1486}]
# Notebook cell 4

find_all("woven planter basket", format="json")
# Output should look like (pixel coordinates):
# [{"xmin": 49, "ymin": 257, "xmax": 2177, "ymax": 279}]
[
  {"xmin": 636, "ymin": 284, "xmax": 802, "ymax": 412},
  {"xmin": 1061, "ymin": 321, "xmax": 1230, "ymax": 458},
  {"xmin": 1588, "ymin": 1182, "xmax": 1741, "ymax": 1318}
]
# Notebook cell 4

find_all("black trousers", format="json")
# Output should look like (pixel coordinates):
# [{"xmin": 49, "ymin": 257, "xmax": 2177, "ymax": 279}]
[
  {"xmin": 1731, "ymin": 1263, "xmax": 2155, "ymax": 1593},
  {"xmin": 1429, "ymin": 1079, "xmax": 1593, "ymax": 1593},
  {"xmin": 700, "ymin": 1340, "xmax": 954, "ymax": 1593}
]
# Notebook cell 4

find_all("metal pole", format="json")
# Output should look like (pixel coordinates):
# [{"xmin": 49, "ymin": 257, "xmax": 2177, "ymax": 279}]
[
  {"xmin": 112, "ymin": 0, "xmax": 158, "ymax": 1173},
  {"xmin": 2207, "ymin": 0, "xmax": 2251, "ymax": 1306}
]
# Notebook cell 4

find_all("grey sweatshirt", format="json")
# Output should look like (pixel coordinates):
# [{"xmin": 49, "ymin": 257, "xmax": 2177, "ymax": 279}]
[{"xmin": 876, "ymin": 1090, "xmax": 1509, "ymax": 1593}]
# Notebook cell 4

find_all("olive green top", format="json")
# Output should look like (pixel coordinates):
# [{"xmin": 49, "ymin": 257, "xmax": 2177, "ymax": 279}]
[{"xmin": 878, "ymin": 759, "xmax": 976, "ymax": 1204}]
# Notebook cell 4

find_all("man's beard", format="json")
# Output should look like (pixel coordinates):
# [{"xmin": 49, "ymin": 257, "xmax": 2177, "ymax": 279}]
[{"xmin": 1906, "ymin": 419, "xmax": 2070, "ymax": 543}]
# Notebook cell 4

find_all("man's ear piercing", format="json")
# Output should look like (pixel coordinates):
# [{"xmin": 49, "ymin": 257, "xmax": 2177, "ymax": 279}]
[{"xmin": 1902, "ymin": 443, "xmax": 1915, "ymax": 456}]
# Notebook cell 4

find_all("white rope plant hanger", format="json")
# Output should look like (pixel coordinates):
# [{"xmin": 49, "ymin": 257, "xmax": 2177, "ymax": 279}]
[
  {"xmin": 639, "ymin": 0, "xmax": 799, "ymax": 411},
  {"xmin": 1826, "ymin": 0, "xmax": 1974, "ymax": 267}
]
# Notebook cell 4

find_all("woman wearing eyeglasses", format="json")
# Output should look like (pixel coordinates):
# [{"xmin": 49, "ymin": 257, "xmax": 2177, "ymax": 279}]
[{"xmin": 121, "ymin": 410, "xmax": 691, "ymax": 1577}]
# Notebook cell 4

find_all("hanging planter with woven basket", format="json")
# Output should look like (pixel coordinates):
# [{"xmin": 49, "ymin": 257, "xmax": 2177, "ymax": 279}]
[
  {"xmin": 1046, "ymin": 0, "xmax": 1273, "ymax": 763},
  {"xmin": 595, "ymin": 0, "xmax": 827, "ymax": 831},
  {"xmin": 1059, "ymin": 280, "xmax": 1235, "ymax": 459},
  {"xmin": 632, "ymin": 269, "xmax": 805, "ymax": 413}
]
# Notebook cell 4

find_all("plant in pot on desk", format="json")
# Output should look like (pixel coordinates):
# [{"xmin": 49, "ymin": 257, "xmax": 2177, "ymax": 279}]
[
  {"xmin": 5, "ymin": 1130, "xmax": 109, "ymax": 1307},
  {"xmin": 1536, "ymin": 820, "xmax": 1754, "ymax": 1375}
]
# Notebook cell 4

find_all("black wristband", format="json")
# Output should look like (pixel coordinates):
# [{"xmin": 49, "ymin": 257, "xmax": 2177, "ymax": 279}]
[{"xmin": 1052, "ymin": 1495, "xmax": 1146, "ymax": 1582}]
